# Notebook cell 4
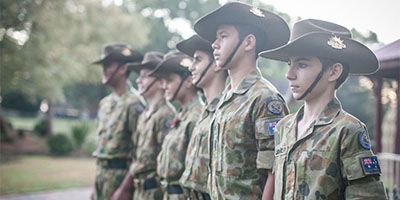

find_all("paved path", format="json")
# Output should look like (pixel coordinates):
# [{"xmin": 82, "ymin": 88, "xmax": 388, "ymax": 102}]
[{"xmin": 0, "ymin": 187, "xmax": 92, "ymax": 200}]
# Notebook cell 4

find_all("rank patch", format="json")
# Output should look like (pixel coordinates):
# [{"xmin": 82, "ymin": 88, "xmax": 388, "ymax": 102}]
[
  {"xmin": 267, "ymin": 120, "xmax": 280, "ymax": 135},
  {"xmin": 359, "ymin": 130, "xmax": 371, "ymax": 150},
  {"xmin": 266, "ymin": 99, "xmax": 283, "ymax": 114},
  {"xmin": 361, "ymin": 156, "xmax": 381, "ymax": 174}
]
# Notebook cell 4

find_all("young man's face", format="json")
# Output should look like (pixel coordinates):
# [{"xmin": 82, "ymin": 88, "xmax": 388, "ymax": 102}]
[
  {"xmin": 136, "ymin": 68, "xmax": 158, "ymax": 98},
  {"xmin": 188, "ymin": 50, "xmax": 215, "ymax": 88},
  {"xmin": 286, "ymin": 56, "xmax": 329, "ymax": 100},
  {"xmin": 212, "ymin": 25, "xmax": 240, "ymax": 69},
  {"xmin": 163, "ymin": 73, "xmax": 183, "ymax": 102},
  {"xmin": 101, "ymin": 61, "xmax": 126, "ymax": 85}
]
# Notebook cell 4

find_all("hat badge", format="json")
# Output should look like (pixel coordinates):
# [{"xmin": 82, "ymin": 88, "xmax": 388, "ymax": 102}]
[
  {"xmin": 249, "ymin": 7, "xmax": 265, "ymax": 18},
  {"xmin": 121, "ymin": 48, "xmax": 132, "ymax": 56},
  {"xmin": 327, "ymin": 35, "xmax": 346, "ymax": 50},
  {"xmin": 180, "ymin": 58, "xmax": 192, "ymax": 67}
]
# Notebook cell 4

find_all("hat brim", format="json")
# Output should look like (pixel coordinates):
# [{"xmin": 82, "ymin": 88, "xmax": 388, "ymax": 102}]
[
  {"xmin": 176, "ymin": 36, "xmax": 213, "ymax": 57},
  {"xmin": 194, "ymin": 2, "xmax": 290, "ymax": 51},
  {"xmin": 259, "ymin": 33, "xmax": 379, "ymax": 74},
  {"xmin": 92, "ymin": 51, "xmax": 143, "ymax": 65},
  {"xmin": 127, "ymin": 61, "xmax": 158, "ymax": 73},
  {"xmin": 148, "ymin": 56, "xmax": 191, "ymax": 78}
]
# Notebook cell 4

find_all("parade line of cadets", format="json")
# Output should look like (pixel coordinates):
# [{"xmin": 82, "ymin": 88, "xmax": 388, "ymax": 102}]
[{"xmin": 89, "ymin": 2, "xmax": 388, "ymax": 200}]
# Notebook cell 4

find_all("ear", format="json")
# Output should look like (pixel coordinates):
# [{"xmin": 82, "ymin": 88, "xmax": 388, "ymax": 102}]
[
  {"xmin": 327, "ymin": 63, "xmax": 343, "ymax": 83},
  {"xmin": 119, "ymin": 63, "xmax": 128, "ymax": 74},
  {"xmin": 243, "ymin": 34, "xmax": 257, "ymax": 52}
]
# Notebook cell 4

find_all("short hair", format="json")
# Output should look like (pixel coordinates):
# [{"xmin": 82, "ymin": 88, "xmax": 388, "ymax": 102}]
[
  {"xmin": 319, "ymin": 57, "xmax": 350, "ymax": 89},
  {"xmin": 233, "ymin": 24, "xmax": 266, "ymax": 58}
]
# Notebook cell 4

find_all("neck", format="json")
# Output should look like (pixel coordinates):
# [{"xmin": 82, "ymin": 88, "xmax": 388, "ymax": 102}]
[
  {"xmin": 202, "ymin": 77, "xmax": 226, "ymax": 103},
  {"xmin": 145, "ymin": 90, "xmax": 164, "ymax": 116},
  {"xmin": 228, "ymin": 57, "xmax": 256, "ymax": 91},
  {"xmin": 112, "ymin": 80, "xmax": 127, "ymax": 96},
  {"xmin": 179, "ymin": 90, "xmax": 196, "ymax": 110},
  {"xmin": 302, "ymin": 90, "xmax": 335, "ymax": 123}
]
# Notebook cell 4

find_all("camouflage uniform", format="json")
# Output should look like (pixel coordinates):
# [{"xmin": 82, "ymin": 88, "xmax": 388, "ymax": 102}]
[
  {"xmin": 93, "ymin": 85, "xmax": 145, "ymax": 200},
  {"xmin": 179, "ymin": 96, "xmax": 221, "ymax": 200},
  {"xmin": 157, "ymin": 97, "xmax": 203, "ymax": 200},
  {"xmin": 209, "ymin": 68, "xmax": 289, "ymax": 199},
  {"xmin": 130, "ymin": 99, "xmax": 176, "ymax": 200},
  {"xmin": 273, "ymin": 97, "xmax": 387, "ymax": 200}
]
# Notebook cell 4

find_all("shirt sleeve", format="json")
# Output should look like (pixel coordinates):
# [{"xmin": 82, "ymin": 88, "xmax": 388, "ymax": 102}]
[
  {"xmin": 340, "ymin": 123, "xmax": 388, "ymax": 199},
  {"xmin": 254, "ymin": 94, "xmax": 289, "ymax": 170}
]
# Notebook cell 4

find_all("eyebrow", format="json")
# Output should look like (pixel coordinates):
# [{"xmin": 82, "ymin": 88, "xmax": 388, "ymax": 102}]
[
  {"xmin": 293, "ymin": 57, "xmax": 311, "ymax": 62},
  {"xmin": 216, "ymin": 30, "xmax": 227, "ymax": 36}
]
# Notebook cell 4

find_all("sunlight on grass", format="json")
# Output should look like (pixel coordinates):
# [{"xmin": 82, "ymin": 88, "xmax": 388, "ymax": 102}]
[{"xmin": 0, "ymin": 155, "xmax": 96, "ymax": 195}]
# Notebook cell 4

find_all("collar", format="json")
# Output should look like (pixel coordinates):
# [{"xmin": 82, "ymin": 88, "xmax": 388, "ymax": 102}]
[
  {"xmin": 178, "ymin": 96, "xmax": 200, "ymax": 120},
  {"xmin": 287, "ymin": 97, "xmax": 342, "ymax": 130},
  {"xmin": 223, "ymin": 68, "xmax": 261, "ymax": 101}
]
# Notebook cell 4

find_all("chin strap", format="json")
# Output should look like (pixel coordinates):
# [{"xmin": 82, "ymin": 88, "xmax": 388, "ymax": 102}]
[
  {"xmin": 194, "ymin": 57, "xmax": 214, "ymax": 86},
  {"xmin": 297, "ymin": 68, "xmax": 326, "ymax": 100},
  {"xmin": 170, "ymin": 73, "xmax": 190, "ymax": 101},
  {"xmin": 219, "ymin": 37, "xmax": 244, "ymax": 69},
  {"xmin": 103, "ymin": 63, "xmax": 125, "ymax": 85},
  {"xmin": 140, "ymin": 78, "xmax": 158, "ymax": 96}
]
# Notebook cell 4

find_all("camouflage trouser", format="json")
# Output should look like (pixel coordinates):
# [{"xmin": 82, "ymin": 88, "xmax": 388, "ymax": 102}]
[
  {"xmin": 132, "ymin": 177, "xmax": 163, "ymax": 200},
  {"xmin": 95, "ymin": 159, "xmax": 132, "ymax": 200}
]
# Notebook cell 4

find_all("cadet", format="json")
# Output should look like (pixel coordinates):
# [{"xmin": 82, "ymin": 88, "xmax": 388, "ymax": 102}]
[
  {"xmin": 91, "ymin": 43, "xmax": 145, "ymax": 200},
  {"xmin": 176, "ymin": 35, "xmax": 228, "ymax": 200},
  {"xmin": 260, "ymin": 19, "xmax": 388, "ymax": 199},
  {"xmin": 112, "ymin": 52, "xmax": 176, "ymax": 200},
  {"xmin": 150, "ymin": 51, "xmax": 203, "ymax": 200},
  {"xmin": 194, "ymin": 2, "xmax": 290, "ymax": 199}
]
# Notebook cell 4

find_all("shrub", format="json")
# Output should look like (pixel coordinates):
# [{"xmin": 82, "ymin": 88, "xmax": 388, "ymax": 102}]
[
  {"xmin": 71, "ymin": 123, "xmax": 90, "ymax": 149},
  {"xmin": 46, "ymin": 134, "xmax": 73, "ymax": 155},
  {"xmin": 33, "ymin": 119, "xmax": 48, "ymax": 137}
]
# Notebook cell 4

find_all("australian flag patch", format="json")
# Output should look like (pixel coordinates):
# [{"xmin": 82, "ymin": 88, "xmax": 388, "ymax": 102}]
[
  {"xmin": 267, "ymin": 120, "xmax": 280, "ymax": 135},
  {"xmin": 361, "ymin": 156, "xmax": 381, "ymax": 174}
]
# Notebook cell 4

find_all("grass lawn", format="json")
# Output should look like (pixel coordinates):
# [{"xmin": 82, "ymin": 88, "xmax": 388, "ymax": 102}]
[
  {"xmin": 0, "ymin": 155, "xmax": 96, "ymax": 195},
  {"xmin": 9, "ymin": 117, "xmax": 96, "ymax": 134}
]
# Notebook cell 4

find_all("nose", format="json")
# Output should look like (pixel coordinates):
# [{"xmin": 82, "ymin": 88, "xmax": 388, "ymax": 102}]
[
  {"xmin": 188, "ymin": 62, "xmax": 195, "ymax": 72},
  {"xmin": 212, "ymin": 39, "xmax": 220, "ymax": 50},
  {"xmin": 136, "ymin": 75, "xmax": 142, "ymax": 84},
  {"xmin": 285, "ymin": 65, "xmax": 296, "ymax": 81},
  {"xmin": 161, "ymin": 79, "xmax": 167, "ymax": 89}
]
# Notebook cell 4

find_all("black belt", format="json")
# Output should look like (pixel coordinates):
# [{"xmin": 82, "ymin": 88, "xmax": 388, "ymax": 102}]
[
  {"xmin": 143, "ymin": 178, "xmax": 158, "ymax": 190},
  {"xmin": 167, "ymin": 184, "xmax": 183, "ymax": 194},
  {"xmin": 192, "ymin": 189, "xmax": 211, "ymax": 200},
  {"xmin": 105, "ymin": 158, "xmax": 128, "ymax": 169}
]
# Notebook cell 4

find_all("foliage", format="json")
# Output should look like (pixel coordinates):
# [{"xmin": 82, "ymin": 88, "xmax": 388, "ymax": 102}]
[
  {"xmin": 33, "ymin": 119, "xmax": 48, "ymax": 137},
  {"xmin": 46, "ymin": 134, "xmax": 74, "ymax": 155},
  {"xmin": 71, "ymin": 122, "xmax": 90, "ymax": 149},
  {"xmin": 1, "ymin": 91, "xmax": 40, "ymax": 113},
  {"xmin": 1, "ymin": 0, "xmax": 150, "ymax": 103}
]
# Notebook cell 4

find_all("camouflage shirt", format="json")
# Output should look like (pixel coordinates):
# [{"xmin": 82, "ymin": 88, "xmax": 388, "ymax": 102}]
[
  {"xmin": 209, "ymin": 68, "xmax": 289, "ymax": 199},
  {"xmin": 179, "ymin": 95, "xmax": 221, "ymax": 193},
  {"xmin": 274, "ymin": 97, "xmax": 387, "ymax": 200},
  {"xmin": 129, "ymin": 99, "xmax": 176, "ymax": 179},
  {"xmin": 157, "ymin": 97, "xmax": 203, "ymax": 184},
  {"xmin": 93, "ymin": 85, "xmax": 145, "ymax": 159}
]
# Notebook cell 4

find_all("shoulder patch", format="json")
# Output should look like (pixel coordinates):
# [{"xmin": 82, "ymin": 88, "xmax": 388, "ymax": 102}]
[
  {"xmin": 135, "ymin": 103, "xmax": 145, "ymax": 114},
  {"xmin": 361, "ymin": 156, "xmax": 381, "ymax": 175},
  {"xmin": 266, "ymin": 99, "xmax": 283, "ymax": 115},
  {"xmin": 359, "ymin": 130, "xmax": 371, "ymax": 150},
  {"xmin": 267, "ymin": 120, "xmax": 280, "ymax": 135}
]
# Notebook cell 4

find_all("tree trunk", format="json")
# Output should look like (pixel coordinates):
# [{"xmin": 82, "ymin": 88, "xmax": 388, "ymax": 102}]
[
  {"xmin": 0, "ymin": 106, "xmax": 11, "ymax": 138},
  {"xmin": 46, "ymin": 100, "xmax": 53, "ymax": 135}
]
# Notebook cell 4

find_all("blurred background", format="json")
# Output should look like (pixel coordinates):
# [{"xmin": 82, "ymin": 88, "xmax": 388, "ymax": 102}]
[{"xmin": 0, "ymin": 0, "xmax": 399, "ymax": 198}]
